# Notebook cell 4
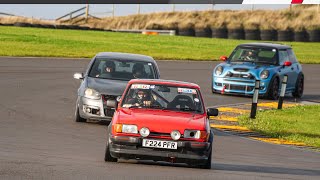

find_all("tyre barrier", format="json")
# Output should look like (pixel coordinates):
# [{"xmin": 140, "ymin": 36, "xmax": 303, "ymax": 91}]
[
  {"xmin": 42, "ymin": 24, "xmax": 55, "ymax": 29},
  {"xmin": 212, "ymin": 28, "xmax": 228, "ymax": 38},
  {"xmin": 195, "ymin": 28, "xmax": 212, "ymax": 38},
  {"xmin": 0, "ymin": 23, "xmax": 13, "ymax": 26},
  {"xmin": 79, "ymin": 26, "xmax": 90, "ymax": 30},
  {"xmin": 294, "ymin": 31, "xmax": 309, "ymax": 42},
  {"xmin": 260, "ymin": 30, "xmax": 277, "ymax": 41},
  {"xmin": 307, "ymin": 30, "xmax": 320, "ymax": 42},
  {"xmin": 178, "ymin": 28, "xmax": 195, "ymax": 36},
  {"xmin": 55, "ymin": 25, "xmax": 69, "ymax": 29},
  {"xmin": 30, "ymin": 24, "xmax": 44, "ymax": 28},
  {"xmin": 90, "ymin": 27, "xmax": 105, "ymax": 31},
  {"xmin": 244, "ymin": 29, "xmax": 260, "ymax": 40},
  {"xmin": 228, "ymin": 28, "xmax": 245, "ymax": 40},
  {"xmin": 68, "ymin": 25, "xmax": 81, "ymax": 30},
  {"xmin": 277, "ymin": 30, "xmax": 293, "ymax": 42},
  {"xmin": 14, "ymin": 22, "xmax": 32, "ymax": 27}
]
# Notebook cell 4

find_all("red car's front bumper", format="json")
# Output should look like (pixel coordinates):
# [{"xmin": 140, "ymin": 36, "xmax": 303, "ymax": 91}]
[{"xmin": 109, "ymin": 135, "xmax": 212, "ymax": 165}]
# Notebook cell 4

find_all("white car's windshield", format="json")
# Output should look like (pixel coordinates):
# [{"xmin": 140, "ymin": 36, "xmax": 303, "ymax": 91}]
[
  {"xmin": 89, "ymin": 58, "xmax": 156, "ymax": 81},
  {"xmin": 229, "ymin": 47, "xmax": 278, "ymax": 65},
  {"xmin": 121, "ymin": 83, "xmax": 204, "ymax": 113}
]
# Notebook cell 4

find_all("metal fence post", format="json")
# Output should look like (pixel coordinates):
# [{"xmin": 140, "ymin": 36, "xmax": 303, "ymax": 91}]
[
  {"xmin": 278, "ymin": 75, "xmax": 288, "ymax": 109},
  {"xmin": 250, "ymin": 80, "xmax": 260, "ymax": 119}
]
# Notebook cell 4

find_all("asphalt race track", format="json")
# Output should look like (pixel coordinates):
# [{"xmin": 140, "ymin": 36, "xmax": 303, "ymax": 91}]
[{"xmin": 0, "ymin": 57, "xmax": 319, "ymax": 180}]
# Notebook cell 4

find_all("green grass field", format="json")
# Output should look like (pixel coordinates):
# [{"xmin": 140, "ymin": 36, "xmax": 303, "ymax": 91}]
[
  {"xmin": 0, "ymin": 26, "xmax": 320, "ymax": 63},
  {"xmin": 239, "ymin": 105, "xmax": 320, "ymax": 148}
]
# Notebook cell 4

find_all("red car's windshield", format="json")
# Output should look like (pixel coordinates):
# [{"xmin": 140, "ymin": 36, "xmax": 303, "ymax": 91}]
[{"xmin": 121, "ymin": 83, "xmax": 204, "ymax": 114}]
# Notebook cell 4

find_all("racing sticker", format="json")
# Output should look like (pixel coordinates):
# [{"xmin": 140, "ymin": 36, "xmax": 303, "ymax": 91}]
[
  {"xmin": 131, "ymin": 84, "xmax": 150, "ymax": 89},
  {"xmin": 177, "ymin": 88, "xmax": 197, "ymax": 94}
]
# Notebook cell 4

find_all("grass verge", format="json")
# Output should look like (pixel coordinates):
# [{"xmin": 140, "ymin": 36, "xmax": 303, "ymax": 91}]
[
  {"xmin": 239, "ymin": 105, "xmax": 320, "ymax": 148},
  {"xmin": 1, "ymin": 26, "xmax": 320, "ymax": 63}
]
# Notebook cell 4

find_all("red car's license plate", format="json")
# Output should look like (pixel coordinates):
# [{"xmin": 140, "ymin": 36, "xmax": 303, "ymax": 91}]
[{"xmin": 142, "ymin": 139, "xmax": 177, "ymax": 149}]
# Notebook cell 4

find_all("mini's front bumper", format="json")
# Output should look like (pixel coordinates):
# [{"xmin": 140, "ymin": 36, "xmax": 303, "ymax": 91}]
[
  {"xmin": 109, "ymin": 135, "xmax": 212, "ymax": 165},
  {"xmin": 212, "ymin": 77, "xmax": 270, "ymax": 95},
  {"xmin": 78, "ymin": 96, "xmax": 114, "ymax": 121}
]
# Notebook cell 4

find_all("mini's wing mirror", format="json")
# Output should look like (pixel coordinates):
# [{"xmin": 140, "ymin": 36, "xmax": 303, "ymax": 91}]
[
  {"xmin": 116, "ymin": 96, "xmax": 121, "ymax": 102},
  {"xmin": 207, "ymin": 108, "xmax": 219, "ymax": 118},
  {"xmin": 73, "ymin": 73, "xmax": 84, "ymax": 80},
  {"xmin": 220, "ymin": 56, "xmax": 228, "ymax": 61},
  {"xmin": 283, "ymin": 61, "xmax": 292, "ymax": 67}
]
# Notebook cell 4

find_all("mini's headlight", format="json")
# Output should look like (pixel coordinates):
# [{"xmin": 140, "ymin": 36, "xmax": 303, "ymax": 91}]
[
  {"xmin": 184, "ymin": 130, "xmax": 201, "ymax": 139},
  {"xmin": 215, "ymin": 66, "xmax": 224, "ymax": 76},
  {"xmin": 122, "ymin": 124, "xmax": 138, "ymax": 134},
  {"xmin": 140, "ymin": 127, "xmax": 150, "ymax": 137},
  {"xmin": 260, "ymin": 70, "xmax": 269, "ymax": 79},
  {"xmin": 170, "ymin": 130, "xmax": 181, "ymax": 140},
  {"xmin": 84, "ymin": 88, "xmax": 101, "ymax": 100}
]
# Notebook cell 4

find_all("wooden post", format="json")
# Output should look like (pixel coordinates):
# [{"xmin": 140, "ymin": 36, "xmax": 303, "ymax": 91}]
[
  {"xmin": 85, "ymin": 4, "xmax": 89, "ymax": 21},
  {"xmin": 137, "ymin": 4, "xmax": 140, "ymax": 15},
  {"xmin": 112, "ymin": 4, "xmax": 115, "ymax": 18},
  {"xmin": 172, "ymin": 4, "xmax": 175, "ymax": 12}
]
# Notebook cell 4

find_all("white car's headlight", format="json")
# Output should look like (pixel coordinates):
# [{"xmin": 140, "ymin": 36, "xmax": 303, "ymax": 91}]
[
  {"xmin": 122, "ymin": 125, "xmax": 138, "ymax": 134},
  {"xmin": 184, "ymin": 130, "xmax": 201, "ymax": 139},
  {"xmin": 84, "ymin": 88, "xmax": 101, "ymax": 100},
  {"xmin": 260, "ymin": 70, "xmax": 269, "ymax": 79},
  {"xmin": 215, "ymin": 66, "xmax": 224, "ymax": 76}
]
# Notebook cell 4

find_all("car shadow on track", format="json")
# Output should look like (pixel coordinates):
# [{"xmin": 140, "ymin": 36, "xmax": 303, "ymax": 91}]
[{"xmin": 213, "ymin": 163, "xmax": 320, "ymax": 176}]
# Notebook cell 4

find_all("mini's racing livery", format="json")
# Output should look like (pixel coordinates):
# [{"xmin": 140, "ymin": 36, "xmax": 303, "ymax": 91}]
[
  {"xmin": 73, "ymin": 52, "xmax": 160, "ymax": 122},
  {"xmin": 212, "ymin": 43, "xmax": 304, "ymax": 99},
  {"xmin": 104, "ymin": 79, "xmax": 219, "ymax": 169}
]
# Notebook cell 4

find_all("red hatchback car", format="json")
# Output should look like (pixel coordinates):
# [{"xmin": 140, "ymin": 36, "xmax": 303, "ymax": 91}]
[{"xmin": 104, "ymin": 79, "xmax": 219, "ymax": 169}]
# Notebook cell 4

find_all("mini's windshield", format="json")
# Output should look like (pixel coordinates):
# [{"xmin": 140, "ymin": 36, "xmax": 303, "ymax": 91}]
[
  {"xmin": 229, "ymin": 47, "xmax": 278, "ymax": 65},
  {"xmin": 121, "ymin": 84, "xmax": 204, "ymax": 114},
  {"xmin": 88, "ymin": 58, "xmax": 156, "ymax": 81}
]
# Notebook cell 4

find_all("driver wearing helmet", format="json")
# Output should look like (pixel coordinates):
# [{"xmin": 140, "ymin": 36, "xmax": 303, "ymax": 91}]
[
  {"xmin": 132, "ymin": 63, "xmax": 147, "ymax": 79},
  {"xmin": 98, "ymin": 61, "xmax": 115, "ymax": 78},
  {"xmin": 123, "ymin": 89, "xmax": 151, "ymax": 108},
  {"xmin": 242, "ymin": 50, "xmax": 257, "ymax": 61}
]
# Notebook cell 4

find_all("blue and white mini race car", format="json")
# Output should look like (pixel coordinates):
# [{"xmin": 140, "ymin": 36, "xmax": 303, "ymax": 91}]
[{"xmin": 212, "ymin": 43, "xmax": 304, "ymax": 100}]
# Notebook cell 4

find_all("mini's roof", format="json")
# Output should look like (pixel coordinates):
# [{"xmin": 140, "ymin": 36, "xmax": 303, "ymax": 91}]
[
  {"xmin": 95, "ymin": 52, "xmax": 155, "ymax": 62},
  {"xmin": 238, "ymin": 42, "xmax": 291, "ymax": 49},
  {"xmin": 128, "ymin": 79, "xmax": 200, "ymax": 89}
]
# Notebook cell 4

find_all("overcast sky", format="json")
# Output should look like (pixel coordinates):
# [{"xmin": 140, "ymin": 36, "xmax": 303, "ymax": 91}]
[{"xmin": 0, "ymin": 4, "xmax": 291, "ymax": 20}]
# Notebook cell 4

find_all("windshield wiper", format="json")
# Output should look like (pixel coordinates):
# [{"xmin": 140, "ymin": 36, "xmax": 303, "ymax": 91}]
[{"xmin": 179, "ymin": 107, "xmax": 202, "ymax": 112}]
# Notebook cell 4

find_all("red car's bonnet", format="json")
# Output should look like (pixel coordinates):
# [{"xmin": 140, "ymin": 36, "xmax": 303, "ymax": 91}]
[{"xmin": 113, "ymin": 108, "xmax": 207, "ymax": 134}]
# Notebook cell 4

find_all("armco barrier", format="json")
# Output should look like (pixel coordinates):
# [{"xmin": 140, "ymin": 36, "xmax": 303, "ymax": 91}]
[{"xmin": 112, "ymin": 29, "xmax": 176, "ymax": 36}]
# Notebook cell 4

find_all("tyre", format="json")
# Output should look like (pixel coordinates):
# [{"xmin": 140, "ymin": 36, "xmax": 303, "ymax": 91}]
[
  {"xmin": 267, "ymin": 77, "xmax": 280, "ymax": 100},
  {"xmin": 104, "ymin": 133, "xmax": 117, "ymax": 162},
  {"xmin": 75, "ymin": 106, "xmax": 86, "ymax": 122},
  {"xmin": 292, "ymin": 73, "xmax": 304, "ymax": 98},
  {"xmin": 199, "ymin": 146, "xmax": 212, "ymax": 169},
  {"xmin": 228, "ymin": 28, "xmax": 245, "ymax": 40}
]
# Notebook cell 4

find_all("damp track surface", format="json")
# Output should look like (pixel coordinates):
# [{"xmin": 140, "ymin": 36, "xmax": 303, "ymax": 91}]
[{"xmin": 0, "ymin": 57, "xmax": 319, "ymax": 180}]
